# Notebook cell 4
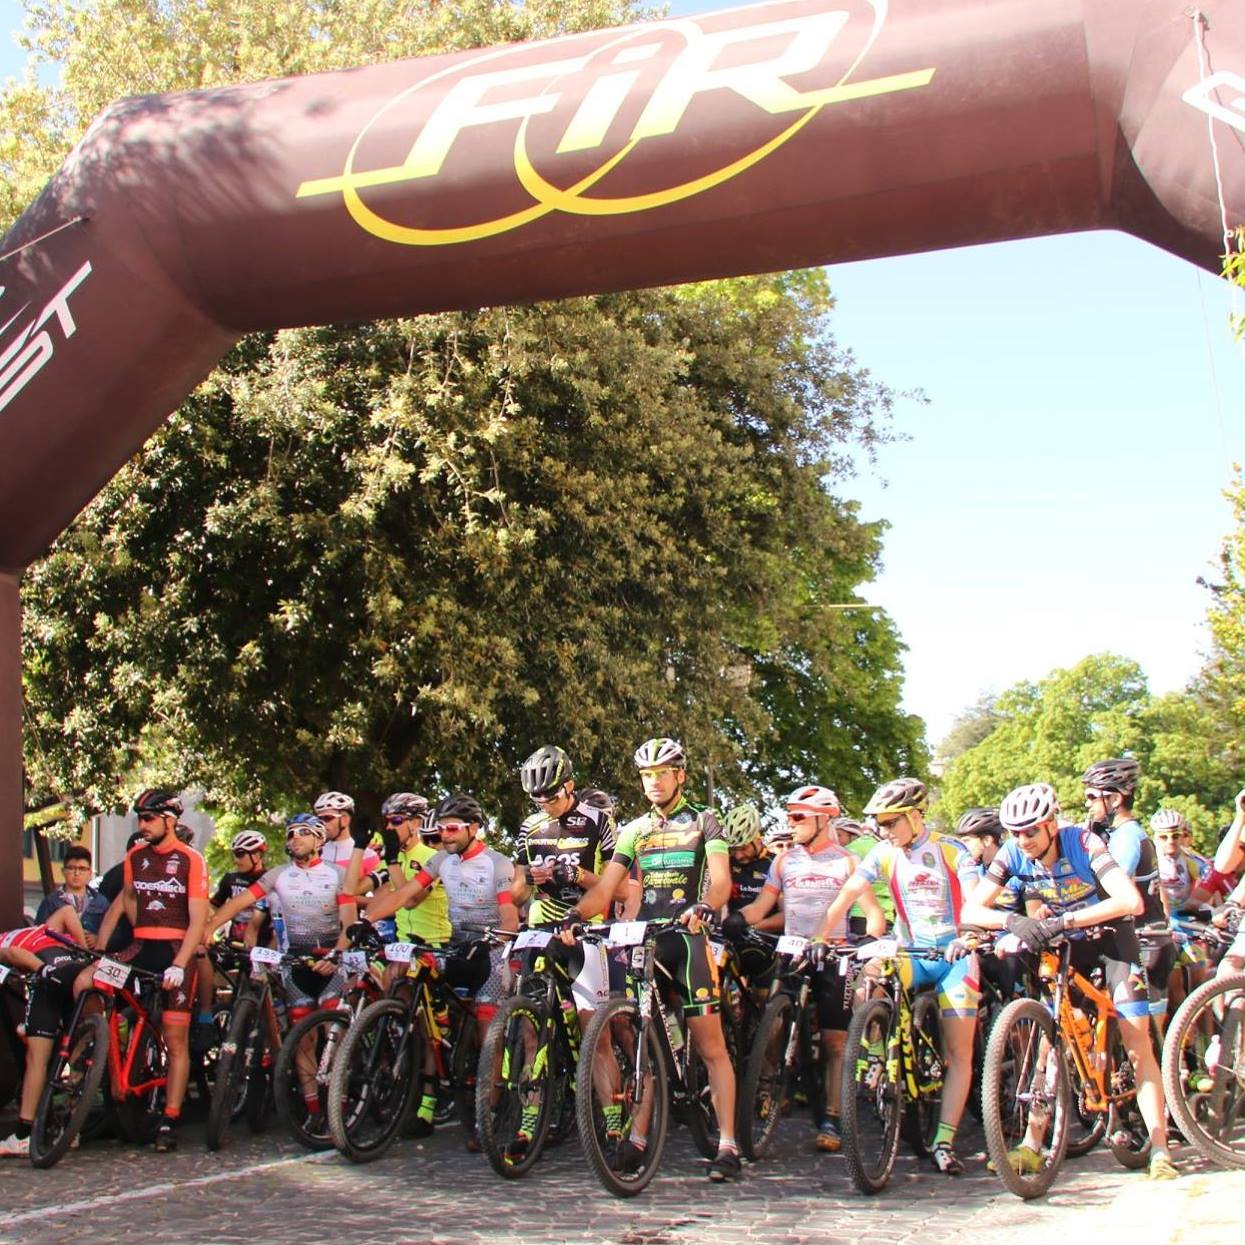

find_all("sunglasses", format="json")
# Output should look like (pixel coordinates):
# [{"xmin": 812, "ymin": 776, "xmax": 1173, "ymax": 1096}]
[
  {"xmin": 639, "ymin": 767, "xmax": 677, "ymax": 779},
  {"xmin": 136, "ymin": 812, "xmax": 164, "ymax": 823},
  {"xmin": 1084, "ymin": 792, "xmax": 1106, "ymax": 804},
  {"xmin": 232, "ymin": 849, "xmax": 256, "ymax": 858},
  {"xmin": 786, "ymin": 812, "xmax": 816, "ymax": 823},
  {"xmin": 1013, "ymin": 825, "xmax": 1046, "ymax": 839},
  {"xmin": 531, "ymin": 786, "xmax": 567, "ymax": 804},
  {"xmin": 436, "ymin": 822, "xmax": 470, "ymax": 834},
  {"xmin": 876, "ymin": 816, "xmax": 906, "ymax": 830},
  {"xmin": 384, "ymin": 815, "xmax": 412, "ymax": 826}
]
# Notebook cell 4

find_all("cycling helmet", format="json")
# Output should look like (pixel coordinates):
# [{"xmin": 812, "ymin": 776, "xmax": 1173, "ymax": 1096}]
[
  {"xmin": 785, "ymin": 785, "xmax": 842, "ymax": 817},
  {"xmin": 999, "ymin": 783, "xmax": 1060, "ymax": 832},
  {"xmin": 434, "ymin": 792, "xmax": 485, "ymax": 826},
  {"xmin": 174, "ymin": 822, "xmax": 196, "ymax": 845},
  {"xmin": 633, "ymin": 737, "xmax": 686, "ymax": 769},
  {"xmin": 1081, "ymin": 758, "xmax": 1139, "ymax": 796},
  {"xmin": 313, "ymin": 790, "xmax": 355, "ymax": 815},
  {"xmin": 721, "ymin": 803, "xmax": 762, "ymax": 847},
  {"xmin": 285, "ymin": 812, "xmax": 327, "ymax": 844},
  {"xmin": 1150, "ymin": 808, "xmax": 1188, "ymax": 833},
  {"xmin": 862, "ymin": 777, "xmax": 928, "ymax": 817},
  {"xmin": 832, "ymin": 817, "xmax": 866, "ymax": 840},
  {"xmin": 520, "ymin": 745, "xmax": 574, "ymax": 797},
  {"xmin": 381, "ymin": 792, "xmax": 430, "ymax": 819},
  {"xmin": 577, "ymin": 788, "xmax": 617, "ymax": 814},
  {"xmin": 132, "ymin": 788, "xmax": 183, "ymax": 817},
  {"xmin": 230, "ymin": 830, "xmax": 268, "ymax": 853},
  {"xmin": 955, "ymin": 807, "xmax": 1003, "ymax": 841}
]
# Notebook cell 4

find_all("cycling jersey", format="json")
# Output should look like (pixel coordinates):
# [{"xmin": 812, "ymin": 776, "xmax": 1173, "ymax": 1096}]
[
  {"xmin": 248, "ymin": 860, "xmax": 351, "ymax": 954},
  {"xmin": 414, "ymin": 841, "xmax": 514, "ymax": 943},
  {"xmin": 1159, "ymin": 850, "xmax": 1233, "ymax": 909},
  {"xmin": 210, "ymin": 869, "xmax": 267, "ymax": 941},
  {"xmin": 124, "ymin": 837, "xmax": 209, "ymax": 939},
  {"xmin": 728, "ymin": 850, "xmax": 773, "ymax": 914},
  {"xmin": 516, "ymin": 799, "xmax": 616, "ymax": 926},
  {"xmin": 971, "ymin": 862, "xmax": 1023, "ymax": 913},
  {"xmin": 855, "ymin": 830, "xmax": 976, "ymax": 948},
  {"xmin": 987, "ymin": 826, "xmax": 1120, "ymax": 921},
  {"xmin": 1103, "ymin": 817, "xmax": 1164, "ymax": 924},
  {"xmin": 847, "ymin": 833, "xmax": 896, "ymax": 921},
  {"xmin": 1, "ymin": 925, "xmax": 63, "ymax": 955},
  {"xmin": 2, "ymin": 925, "xmax": 87, "ymax": 1040},
  {"xmin": 763, "ymin": 842, "xmax": 854, "ymax": 939},
  {"xmin": 610, "ymin": 798, "xmax": 726, "ymax": 921},
  {"xmin": 321, "ymin": 835, "xmax": 381, "ymax": 877},
  {"xmin": 396, "ymin": 840, "xmax": 451, "ymax": 945}
]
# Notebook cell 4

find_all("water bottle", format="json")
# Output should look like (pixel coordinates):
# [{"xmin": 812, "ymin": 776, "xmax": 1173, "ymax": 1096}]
[{"xmin": 272, "ymin": 912, "xmax": 286, "ymax": 952}]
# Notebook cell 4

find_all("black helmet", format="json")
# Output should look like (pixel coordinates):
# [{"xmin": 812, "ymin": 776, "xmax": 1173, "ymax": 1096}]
[
  {"xmin": 435, "ymin": 792, "xmax": 485, "ymax": 825},
  {"xmin": 133, "ymin": 788, "xmax": 183, "ymax": 817},
  {"xmin": 577, "ymin": 788, "xmax": 617, "ymax": 814},
  {"xmin": 519, "ymin": 745, "xmax": 573, "ymax": 797},
  {"xmin": 955, "ymin": 807, "xmax": 1003, "ymax": 841},
  {"xmin": 1081, "ymin": 758, "xmax": 1139, "ymax": 796}
]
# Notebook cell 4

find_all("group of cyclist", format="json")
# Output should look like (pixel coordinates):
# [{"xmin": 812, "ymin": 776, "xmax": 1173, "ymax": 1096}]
[{"xmin": 2, "ymin": 738, "xmax": 1243, "ymax": 1191}]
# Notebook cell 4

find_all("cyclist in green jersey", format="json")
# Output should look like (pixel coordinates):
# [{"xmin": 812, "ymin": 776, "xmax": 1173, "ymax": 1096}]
[{"xmin": 567, "ymin": 737, "xmax": 740, "ymax": 1181}]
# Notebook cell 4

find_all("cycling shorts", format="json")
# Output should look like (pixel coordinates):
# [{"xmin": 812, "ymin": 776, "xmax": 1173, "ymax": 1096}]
[
  {"xmin": 654, "ymin": 928, "xmax": 719, "ymax": 1018},
  {"xmin": 1138, "ymin": 930, "xmax": 1178, "ymax": 1018},
  {"xmin": 444, "ymin": 941, "xmax": 512, "ymax": 1005},
  {"xmin": 898, "ymin": 952, "xmax": 980, "ymax": 1019},
  {"xmin": 114, "ymin": 939, "xmax": 197, "ymax": 1021},
  {"xmin": 281, "ymin": 954, "xmax": 347, "ymax": 1015},
  {"xmin": 25, "ymin": 949, "xmax": 88, "ymax": 1041},
  {"xmin": 1068, "ymin": 926, "xmax": 1149, "ymax": 1022},
  {"xmin": 812, "ymin": 962, "xmax": 853, "ymax": 1031}
]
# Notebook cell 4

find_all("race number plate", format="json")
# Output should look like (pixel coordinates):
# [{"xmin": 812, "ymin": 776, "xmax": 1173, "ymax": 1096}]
[
  {"xmin": 513, "ymin": 929, "xmax": 552, "ymax": 951},
  {"xmin": 709, "ymin": 939, "xmax": 726, "ymax": 962},
  {"xmin": 93, "ymin": 957, "xmax": 131, "ymax": 989},
  {"xmin": 340, "ymin": 950, "xmax": 369, "ymax": 974},
  {"xmin": 854, "ymin": 938, "xmax": 898, "ymax": 960},
  {"xmin": 608, "ymin": 921, "xmax": 647, "ymax": 947},
  {"xmin": 777, "ymin": 935, "xmax": 808, "ymax": 957},
  {"xmin": 384, "ymin": 942, "xmax": 416, "ymax": 963}
]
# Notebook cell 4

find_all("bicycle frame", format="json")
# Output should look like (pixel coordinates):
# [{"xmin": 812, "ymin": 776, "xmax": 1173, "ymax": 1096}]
[{"xmin": 863, "ymin": 951, "xmax": 941, "ymax": 1108}]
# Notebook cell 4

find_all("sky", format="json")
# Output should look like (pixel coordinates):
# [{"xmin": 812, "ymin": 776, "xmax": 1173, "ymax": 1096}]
[{"xmin": 3, "ymin": 1, "xmax": 1244, "ymax": 748}]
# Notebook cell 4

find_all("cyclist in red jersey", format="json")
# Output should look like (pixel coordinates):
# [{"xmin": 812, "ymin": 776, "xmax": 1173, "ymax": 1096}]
[{"xmin": 83, "ymin": 789, "xmax": 208, "ymax": 1152}]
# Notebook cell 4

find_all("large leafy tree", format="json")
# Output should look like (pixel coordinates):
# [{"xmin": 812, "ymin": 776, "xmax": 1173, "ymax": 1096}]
[{"xmin": 10, "ymin": 0, "xmax": 925, "ymax": 831}]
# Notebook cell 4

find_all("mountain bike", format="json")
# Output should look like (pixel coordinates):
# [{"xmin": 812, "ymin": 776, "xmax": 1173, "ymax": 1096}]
[
  {"xmin": 839, "ymin": 939, "xmax": 947, "ymax": 1195},
  {"xmin": 29, "ymin": 950, "xmax": 167, "ymax": 1167}
]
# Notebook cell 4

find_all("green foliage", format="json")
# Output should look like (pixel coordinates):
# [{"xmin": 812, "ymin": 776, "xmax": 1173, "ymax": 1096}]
[
  {"xmin": 934, "ymin": 692, "xmax": 1000, "ymax": 768},
  {"xmin": 935, "ymin": 654, "xmax": 1237, "ymax": 852}
]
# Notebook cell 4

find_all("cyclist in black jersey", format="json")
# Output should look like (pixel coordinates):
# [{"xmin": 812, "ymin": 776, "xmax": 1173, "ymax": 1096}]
[
  {"xmin": 567, "ymin": 737, "xmax": 741, "ymax": 1181},
  {"xmin": 719, "ymin": 803, "xmax": 780, "ymax": 986}
]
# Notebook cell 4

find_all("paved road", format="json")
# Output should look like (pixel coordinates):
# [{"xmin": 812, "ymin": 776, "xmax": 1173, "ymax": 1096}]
[{"xmin": 1, "ymin": 1110, "xmax": 1241, "ymax": 1245}]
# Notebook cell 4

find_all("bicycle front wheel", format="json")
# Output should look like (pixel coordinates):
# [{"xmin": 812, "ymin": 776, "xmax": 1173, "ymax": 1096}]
[
  {"xmin": 902, "ymin": 992, "xmax": 943, "ymax": 1155},
  {"xmin": 841, "ymin": 995, "xmax": 902, "ymax": 1195},
  {"xmin": 982, "ymin": 997, "xmax": 1069, "ymax": 1199},
  {"xmin": 206, "ymin": 996, "xmax": 259, "ymax": 1151},
  {"xmin": 576, "ymin": 997, "xmax": 668, "ymax": 1197},
  {"xmin": 30, "ymin": 1012, "xmax": 109, "ymax": 1169},
  {"xmin": 476, "ymin": 995, "xmax": 558, "ymax": 1177},
  {"xmin": 739, "ymin": 994, "xmax": 796, "ymax": 1161},
  {"xmin": 328, "ymin": 998, "xmax": 421, "ymax": 1162},
  {"xmin": 274, "ymin": 1007, "xmax": 350, "ymax": 1150},
  {"xmin": 1162, "ymin": 971, "xmax": 1245, "ymax": 1170}
]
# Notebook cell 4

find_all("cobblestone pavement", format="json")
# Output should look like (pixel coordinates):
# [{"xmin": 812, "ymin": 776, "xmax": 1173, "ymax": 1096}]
[{"xmin": 0, "ymin": 1110, "xmax": 1240, "ymax": 1245}]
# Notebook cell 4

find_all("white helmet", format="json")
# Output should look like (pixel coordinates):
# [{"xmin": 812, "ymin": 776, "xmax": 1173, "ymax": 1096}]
[
  {"xmin": 229, "ymin": 830, "xmax": 268, "ymax": 853},
  {"xmin": 999, "ymin": 783, "xmax": 1060, "ymax": 832},
  {"xmin": 1150, "ymin": 808, "xmax": 1188, "ymax": 833},
  {"xmin": 633, "ymin": 737, "xmax": 686, "ymax": 769},
  {"xmin": 785, "ymin": 784, "xmax": 842, "ymax": 817},
  {"xmin": 314, "ymin": 791, "xmax": 355, "ymax": 815}
]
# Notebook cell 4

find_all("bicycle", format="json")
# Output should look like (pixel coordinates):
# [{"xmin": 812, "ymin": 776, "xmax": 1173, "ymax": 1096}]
[
  {"xmin": 1160, "ymin": 919, "xmax": 1244, "ymax": 1170},
  {"xmin": 575, "ymin": 917, "xmax": 740, "ymax": 1197},
  {"xmin": 475, "ymin": 925, "xmax": 586, "ymax": 1177},
  {"xmin": 29, "ymin": 949, "xmax": 168, "ymax": 1167},
  {"xmin": 328, "ymin": 933, "xmax": 494, "ymax": 1162},
  {"xmin": 0, "ymin": 962, "xmax": 29, "ymax": 1112},
  {"xmin": 272, "ymin": 945, "xmax": 383, "ymax": 1150},
  {"xmin": 981, "ymin": 928, "xmax": 1152, "ymax": 1200},
  {"xmin": 838, "ymin": 939, "xmax": 947, "ymax": 1195},
  {"xmin": 739, "ymin": 932, "xmax": 847, "ymax": 1161}
]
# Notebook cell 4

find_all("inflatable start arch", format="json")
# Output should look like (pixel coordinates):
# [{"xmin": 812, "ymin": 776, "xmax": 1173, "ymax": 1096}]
[{"xmin": 1, "ymin": 0, "xmax": 1242, "ymax": 917}]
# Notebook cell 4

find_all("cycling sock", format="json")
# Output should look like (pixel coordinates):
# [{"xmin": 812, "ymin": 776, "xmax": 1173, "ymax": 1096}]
[
  {"xmin": 196, "ymin": 1011, "xmax": 213, "ymax": 1025},
  {"xmin": 304, "ymin": 1093, "xmax": 320, "ymax": 1113},
  {"xmin": 162, "ymin": 1107, "xmax": 181, "ymax": 1123},
  {"xmin": 602, "ymin": 1103, "xmax": 624, "ymax": 1134},
  {"xmin": 933, "ymin": 1121, "xmax": 957, "ymax": 1148},
  {"xmin": 418, "ymin": 1093, "xmax": 437, "ymax": 1123},
  {"xmin": 627, "ymin": 1130, "xmax": 648, "ymax": 1151},
  {"xmin": 14, "ymin": 1120, "xmax": 31, "ymax": 1140},
  {"xmin": 717, "ymin": 1136, "xmax": 739, "ymax": 1154}
]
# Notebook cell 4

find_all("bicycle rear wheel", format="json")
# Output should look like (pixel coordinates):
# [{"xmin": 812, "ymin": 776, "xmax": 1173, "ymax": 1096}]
[
  {"xmin": 739, "ymin": 994, "xmax": 796, "ymax": 1161},
  {"xmin": 981, "ymin": 998, "xmax": 1069, "ymax": 1199},
  {"xmin": 274, "ymin": 1007, "xmax": 350, "ymax": 1150},
  {"xmin": 328, "ymin": 997, "xmax": 421, "ymax": 1162},
  {"xmin": 206, "ymin": 996, "xmax": 259, "ymax": 1151},
  {"xmin": 576, "ymin": 997, "xmax": 668, "ymax": 1197},
  {"xmin": 841, "ymin": 995, "xmax": 902, "ymax": 1195},
  {"xmin": 476, "ymin": 995, "xmax": 557, "ymax": 1177},
  {"xmin": 1162, "ymin": 971, "xmax": 1245, "ymax": 1170},
  {"xmin": 685, "ymin": 1000, "xmax": 737, "ymax": 1160},
  {"xmin": 30, "ymin": 1013, "xmax": 109, "ymax": 1168},
  {"xmin": 117, "ymin": 1022, "xmax": 167, "ymax": 1145}
]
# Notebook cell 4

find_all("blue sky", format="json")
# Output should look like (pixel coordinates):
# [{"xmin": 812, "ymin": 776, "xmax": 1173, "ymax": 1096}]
[{"xmin": 4, "ymin": 1, "xmax": 1243, "ymax": 746}]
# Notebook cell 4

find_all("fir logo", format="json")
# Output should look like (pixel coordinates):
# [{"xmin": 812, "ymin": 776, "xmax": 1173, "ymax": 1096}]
[{"xmin": 296, "ymin": 0, "xmax": 934, "ymax": 245}]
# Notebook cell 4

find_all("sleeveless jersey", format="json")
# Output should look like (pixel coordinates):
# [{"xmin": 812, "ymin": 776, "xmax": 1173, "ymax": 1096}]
[
  {"xmin": 517, "ymin": 800, "xmax": 616, "ymax": 925},
  {"xmin": 396, "ymin": 839, "xmax": 451, "ymax": 945},
  {"xmin": 211, "ymin": 869, "xmax": 267, "ymax": 940},
  {"xmin": 855, "ymin": 830, "xmax": 976, "ymax": 948},
  {"xmin": 249, "ymin": 860, "xmax": 350, "ymax": 953},
  {"xmin": 124, "ymin": 837, "xmax": 208, "ymax": 940},
  {"xmin": 764, "ymin": 842, "xmax": 855, "ymax": 939},
  {"xmin": 611, "ymin": 799, "xmax": 726, "ymax": 922},
  {"xmin": 415, "ymin": 842, "xmax": 514, "ymax": 944}
]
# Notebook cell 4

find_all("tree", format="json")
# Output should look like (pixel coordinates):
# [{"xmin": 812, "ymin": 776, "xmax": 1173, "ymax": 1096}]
[{"xmin": 934, "ymin": 692, "xmax": 1000, "ymax": 768}]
